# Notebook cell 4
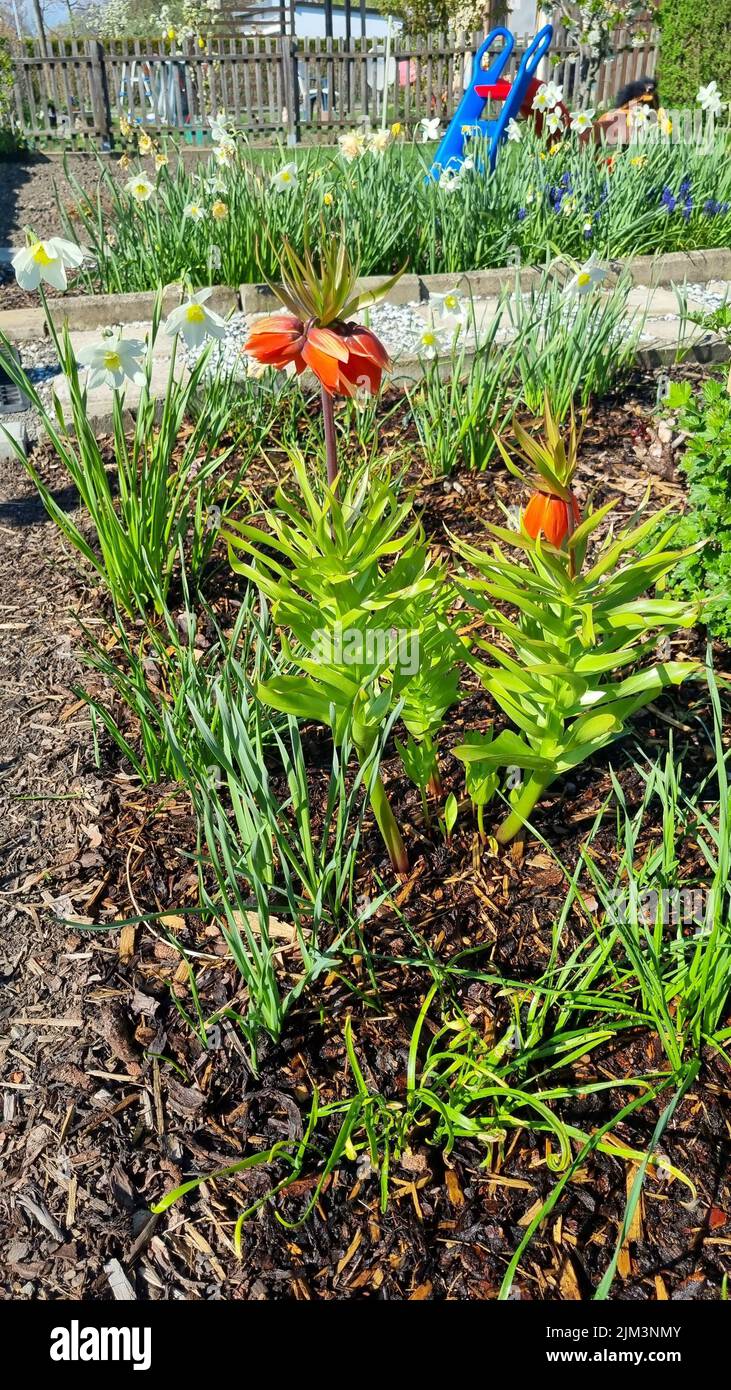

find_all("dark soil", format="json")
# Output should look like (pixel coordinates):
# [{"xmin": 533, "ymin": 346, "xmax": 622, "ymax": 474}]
[
  {"xmin": 0, "ymin": 153, "xmax": 116, "ymax": 309},
  {"xmin": 1, "ymin": 373, "xmax": 730, "ymax": 1301},
  {"xmin": 0, "ymin": 149, "xmax": 204, "ymax": 309}
]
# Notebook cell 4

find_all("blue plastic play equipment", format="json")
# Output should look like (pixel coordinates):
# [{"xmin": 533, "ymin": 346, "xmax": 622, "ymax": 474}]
[{"xmin": 428, "ymin": 23, "xmax": 554, "ymax": 178}]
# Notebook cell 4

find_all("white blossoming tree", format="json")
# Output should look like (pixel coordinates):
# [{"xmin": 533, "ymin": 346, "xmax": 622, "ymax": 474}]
[
  {"xmin": 552, "ymin": 0, "xmax": 658, "ymax": 107},
  {"xmin": 75, "ymin": 0, "xmax": 217, "ymax": 41}
]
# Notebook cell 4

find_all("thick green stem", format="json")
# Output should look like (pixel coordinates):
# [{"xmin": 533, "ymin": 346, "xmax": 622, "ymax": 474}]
[
  {"xmin": 495, "ymin": 773, "xmax": 550, "ymax": 845},
  {"xmin": 321, "ymin": 385, "xmax": 339, "ymax": 490},
  {"xmin": 368, "ymin": 765, "xmax": 409, "ymax": 874}
]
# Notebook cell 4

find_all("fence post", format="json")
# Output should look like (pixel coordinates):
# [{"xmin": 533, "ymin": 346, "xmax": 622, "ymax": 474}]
[
  {"xmin": 281, "ymin": 33, "xmax": 300, "ymax": 145},
  {"xmin": 87, "ymin": 40, "xmax": 113, "ymax": 148}
]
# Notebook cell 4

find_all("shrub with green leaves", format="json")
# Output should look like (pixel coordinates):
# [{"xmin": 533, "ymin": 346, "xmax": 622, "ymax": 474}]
[
  {"xmin": 657, "ymin": 0, "xmax": 731, "ymax": 109},
  {"xmin": 652, "ymin": 376, "xmax": 731, "ymax": 643}
]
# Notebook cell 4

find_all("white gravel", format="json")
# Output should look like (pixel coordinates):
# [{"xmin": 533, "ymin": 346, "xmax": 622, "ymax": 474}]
[
  {"xmin": 0, "ymin": 338, "xmax": 63, "ymax": 437},
  {"xmin": 684, "ymin": 281, "xmax": 730, "ymax": 311},
  {"xmin": 181, "ymin": 302, "xmax": 429, "ymax": 380},
  {"xmin": 4, "ymin": 279, "xmax": 730, "ymax": 442}
]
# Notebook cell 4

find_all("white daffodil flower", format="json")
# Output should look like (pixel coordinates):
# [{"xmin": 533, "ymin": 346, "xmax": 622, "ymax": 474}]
[
  {"xmin": 420, "ymin": 117, "xmax": 441, "ymax": 143},
  {"xmin": 338, "ymin": 130, "xmax": 366, "ymax": 161},
  {"xmin": 271, "ymin": 162, "xmax": 298, "ymax": 193},
  {"xmin": 419, "ymin": 322, "xmax": 442, "ymax": 359},
  {"xmin": 506, "ymin": 118, "xmax": 521, "ymax": 142},
  {"xmin": 546, "ymin": 109, "xmax": 565, "ymax": 134},
  {"xmin": 438, "ymin": 168, "xmax": 462, "ymax": 192},
  {"xmin": 12, "ymin": 235, "xmax": 86, "ymax": 292},
  {"xmin": 125, "ymin": 173, "xmax": 156, "ymax": 203},
  {"xmin": 461, "ymin": 155, "xmax": 475, "ymax": 172},
  {"xmin": 570, "ymin": 109, "xmax": 594, "ymax": 132},
  {"xmin": 209, "ymin": 111, "xmax": 234, "ymax": 143},
  {"xmin": 184, "ymin": 201, "xmax": 206, "ymax": 221},
  {"xmin": 368, "ymin": 128, "xmax": 391, "ymax": 155},
  {"xmin": 533, "ymin": 81, "xmax": 562, "ymax": 113},
  {"xmin": 163, "ymin": 288, "xmax": 227, "ymax": 349},
  {"xmin": 566, "ymin": 257, "xmax": 606, "ymax": 296},
  {"xmin": 214, "ymin": 141, "xmax": 236, "ymax": 167},
  {"xmin": 628, "ymin": 104, "xmax": 652, "ymax": 128},
  {"xmin": 76, "ymin": 333, "xmax": 146, "ymax": 390},
  {"xmin": 431, "ymin": 288, "xmax": 465, "ymax": 320},
  {"xmin": 697, "ymin": 81, "xmax": 723, "ymax": 116}
]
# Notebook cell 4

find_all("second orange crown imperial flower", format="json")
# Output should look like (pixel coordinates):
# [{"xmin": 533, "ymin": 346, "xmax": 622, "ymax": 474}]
[{"xmin": 522, "ymin": 490, "xmax": 581, "ymax": 548}]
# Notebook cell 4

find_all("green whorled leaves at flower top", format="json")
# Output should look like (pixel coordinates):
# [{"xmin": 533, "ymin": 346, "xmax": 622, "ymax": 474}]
[
  {"xmin": 453, "ymin": 502, "xmax": 702, "ymax": 845},
  {"xmin": 264, "ymin": 227, "xmax": 406, "ymax": 331},
  {"xmin": 224, "ymin": 454, "xmax": 462, "ymax": 871}
]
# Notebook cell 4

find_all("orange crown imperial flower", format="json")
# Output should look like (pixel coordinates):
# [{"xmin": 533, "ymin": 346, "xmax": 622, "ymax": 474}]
[
  {"xmin": 244, "ymin": 230, "xmax": 403, "ymax": 397},
  {"xmin": 494, "ymin": 396, "xmax": 587, "ymax": 568},
  {"xmin": 246, "ymin": 313, "xmax": 389, "ymax": 395},
  {"xmin": 522, "ymin": 489, "xmax": 581, "ymax": 547}
]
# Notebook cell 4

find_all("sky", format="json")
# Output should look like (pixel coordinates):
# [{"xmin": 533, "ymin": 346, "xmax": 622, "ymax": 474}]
[{"xmin": 32, "ymin": 0, "xmax": 539, "ymax": 39}]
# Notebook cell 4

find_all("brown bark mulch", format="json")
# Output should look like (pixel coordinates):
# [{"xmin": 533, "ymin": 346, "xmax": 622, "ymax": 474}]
[{"xmin": 1, "ymin": 372, "xmax": 730, "ymax": 1302}]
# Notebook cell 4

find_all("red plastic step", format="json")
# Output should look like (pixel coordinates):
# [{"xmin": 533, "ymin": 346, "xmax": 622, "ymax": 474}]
[{"xmin": 474, "ymin": 80, "xmax": 512, "ymax": 99}]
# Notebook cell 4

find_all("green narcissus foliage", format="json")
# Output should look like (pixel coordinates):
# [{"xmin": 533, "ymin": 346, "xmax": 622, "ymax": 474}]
[{"xmin": 59, "ymin": 129, "xmax": 731, "ymax": 296}]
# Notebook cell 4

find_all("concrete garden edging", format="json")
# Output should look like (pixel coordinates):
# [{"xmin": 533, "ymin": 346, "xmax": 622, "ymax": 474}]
[
  {"xmin": 1, "ymin": 247, "xmax": 729, "ymax": 451},
  {"xmin": 2, "ymin": 248, "xmax": 731, "ymax": 340}
]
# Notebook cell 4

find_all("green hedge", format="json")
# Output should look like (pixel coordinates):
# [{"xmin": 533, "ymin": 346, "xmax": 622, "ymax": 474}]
[
  {"xmin": 657, "ymin": 0, "xmax": 731, "ymax": 107},
  {"xmin": 0, "ymin": 36, "xmax": 17, "ymax": 154}
]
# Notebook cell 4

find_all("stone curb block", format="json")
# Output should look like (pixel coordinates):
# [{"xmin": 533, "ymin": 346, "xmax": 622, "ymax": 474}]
[
  {"xmin": 619, "ymin": 249, "xmax": 731, "ymax": 288},
  {"xmin": 635, "ymin": 336, "xmax": 730, "ymax": 369},
  {"xmin": 0, "ymin": 418, "xmax": 28, "ymax": 462},
  {"xmin": 0, "ymin": 307, "xmax": 48, "ymax": 342},
  {"xmin": 1, "ymin": 250, "xmax": 729, "ymax": 341},
  {"xmin": 40, "ymin": 284, "xmax": 239, "ymax": 332}
]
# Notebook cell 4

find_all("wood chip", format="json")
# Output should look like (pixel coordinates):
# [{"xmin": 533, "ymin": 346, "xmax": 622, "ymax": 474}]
[
  {"xmin": 118, "ymin": 924, "xmax": 136, "ymax": 961},
  {"xmin": 336, "ymin": 1229, "xmax": 362, "ymax": 1276},
  {"xmin": 558, "ymin": 1255, "xmax": 582, "ymax": 1300},
  {"xmin": 409, "ymin": 1281, "xmax": 433, "ymax": 1300},
  {"xmin": 445, "ymin": 1169, "xmax": 464, "ymax": 1207},
  {"xmin": 105, "ymin": 1258, "xmax": 137, "ymax": 1300}
]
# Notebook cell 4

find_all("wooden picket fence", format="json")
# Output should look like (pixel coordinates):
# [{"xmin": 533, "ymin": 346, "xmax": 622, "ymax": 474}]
[{"xmin": 8, "ymin": 27, "xmax": 661, "ymax": 147}]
